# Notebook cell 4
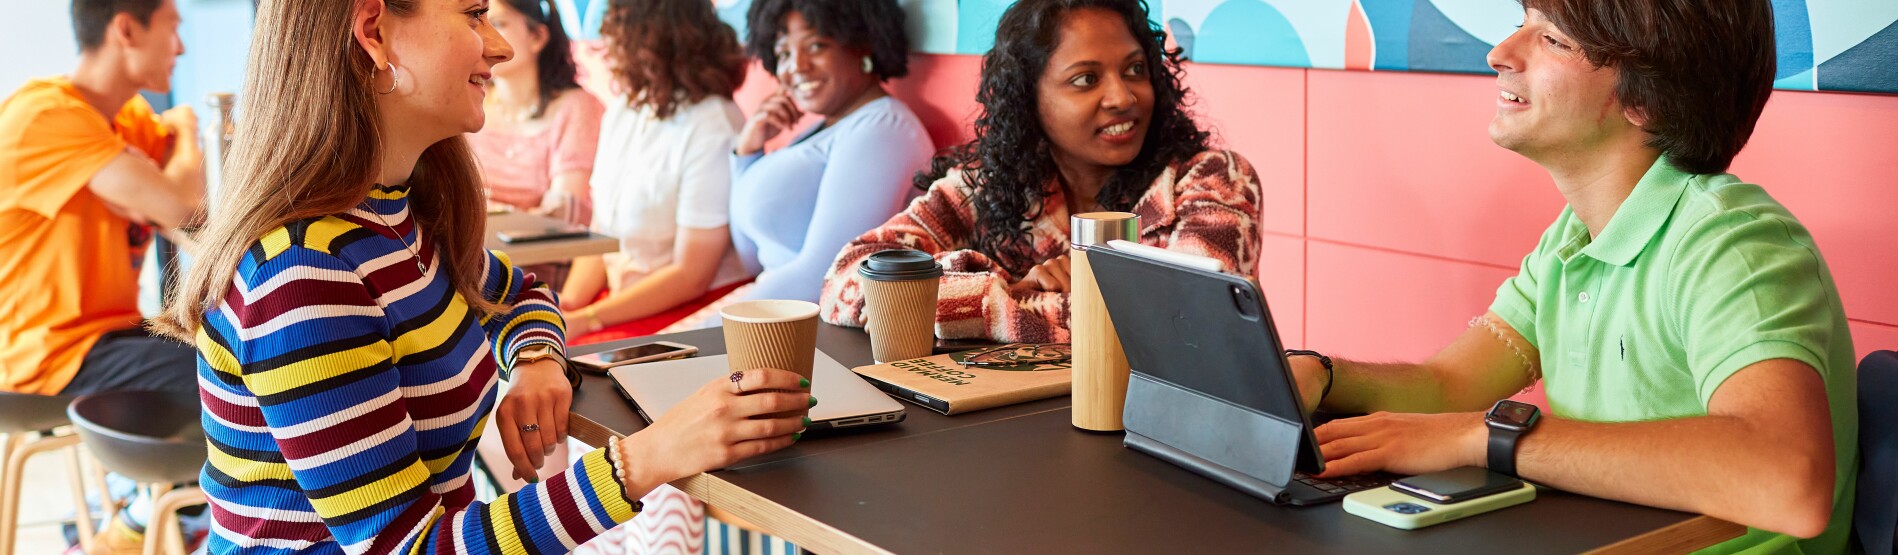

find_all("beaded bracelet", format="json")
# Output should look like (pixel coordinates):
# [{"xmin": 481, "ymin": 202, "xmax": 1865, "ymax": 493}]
[{"xmin": 603, "ymin": 436, "xmax": 644, "ymax": 511}]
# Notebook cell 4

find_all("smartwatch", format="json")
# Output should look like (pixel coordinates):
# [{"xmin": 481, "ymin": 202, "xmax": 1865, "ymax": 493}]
[{"xmin": 1484, "ymin": 399, "xmax": 1540, "ymax": 477}]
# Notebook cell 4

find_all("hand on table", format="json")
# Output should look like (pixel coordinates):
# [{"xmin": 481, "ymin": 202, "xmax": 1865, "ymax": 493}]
[
  {"xmin": 1312, "ymin": 411, "xmax": 1486, "ymax": 478},
  {"xmin": 496, "ymin": 359, "xmax": 573, "ymax": 482},
  {"xmin": 617, "ymin": 368, "xmax": 811, "ymax": 495},
  {"xmin": 1010, "ymin": 254, "xmax": 1072, "ymax": 294}
]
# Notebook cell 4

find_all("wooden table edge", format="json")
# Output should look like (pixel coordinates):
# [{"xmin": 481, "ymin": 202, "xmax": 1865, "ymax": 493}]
[
  {"xmin": 1583, "ymin": 515, "xmax": 1745, "ymax": 554},
  {"xmin": 567, "ymin": 412, "xmax": 893, "ymax": 555}
]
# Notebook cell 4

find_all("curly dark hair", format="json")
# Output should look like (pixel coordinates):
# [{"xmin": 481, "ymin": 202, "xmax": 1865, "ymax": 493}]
[
  {"xmin": 917, "ymin": 0, "xmax": 1208, "ymax": 275},
  {"xmin": 600, "ymin": 0, "xmax": 747, "ymax": 119},
  {"xmin": 498, "ymin": 0, "xmax": 580, "ymax": 119},
  {"xmin": 744, "ymin": 0, "xmax": 910, "ymax": 81}
]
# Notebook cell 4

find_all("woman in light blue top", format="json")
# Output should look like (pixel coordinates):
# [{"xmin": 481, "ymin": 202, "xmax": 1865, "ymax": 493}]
[{"xmin": 726, "ymin": 0, "xmax": 932, "ymax": 304}]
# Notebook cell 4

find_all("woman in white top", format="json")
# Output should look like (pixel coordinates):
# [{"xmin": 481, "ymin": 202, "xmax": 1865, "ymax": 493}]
[{"xmin": 560, "ymin": 0, "xmax": 751, "ymax": 336}]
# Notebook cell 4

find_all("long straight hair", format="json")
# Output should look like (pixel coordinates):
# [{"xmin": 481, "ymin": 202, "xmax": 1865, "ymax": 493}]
[{"xmin": 155, "ymin": 0, "xmax": 499, "ymax": 339}]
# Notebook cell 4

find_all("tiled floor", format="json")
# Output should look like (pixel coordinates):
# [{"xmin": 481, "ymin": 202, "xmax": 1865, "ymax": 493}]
[{"xmin": 11, "ymin": 442, "xmax": 81, "ymax": 554}]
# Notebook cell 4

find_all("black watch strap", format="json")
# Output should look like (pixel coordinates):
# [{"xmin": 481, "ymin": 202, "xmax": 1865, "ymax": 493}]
[
  {"xmin": 1283, "ymin": 350, "xmax": 1334, "ymax": 404},
  {"xmin": 1488, "ymin": 426, "xmax": 1523, "ymax": 477}
]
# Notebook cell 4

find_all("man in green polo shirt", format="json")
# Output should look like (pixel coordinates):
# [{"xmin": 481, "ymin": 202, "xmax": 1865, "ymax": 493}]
[{"xmin": 1285, "ymin": 1, "xmax": 1858, "ymax": 552}]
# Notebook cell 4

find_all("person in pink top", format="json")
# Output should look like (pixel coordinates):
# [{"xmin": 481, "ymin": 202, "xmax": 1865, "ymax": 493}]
[{"xmin": 466, "ymin": 0, "xmax": 602, "ymax": 225}]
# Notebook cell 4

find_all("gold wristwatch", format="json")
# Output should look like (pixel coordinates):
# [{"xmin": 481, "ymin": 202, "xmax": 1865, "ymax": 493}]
[{"xmin": 513, "ymin": 344, "xmax": 579, "ymax": 390}]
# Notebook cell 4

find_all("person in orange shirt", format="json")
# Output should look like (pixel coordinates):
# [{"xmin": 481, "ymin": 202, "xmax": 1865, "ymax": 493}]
[{"xmin": 0, "ymin": 0, "xmax": 204, "ymax": 400}]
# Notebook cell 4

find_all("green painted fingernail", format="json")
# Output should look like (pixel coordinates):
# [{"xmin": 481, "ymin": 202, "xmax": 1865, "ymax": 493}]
[
  {"xmin": 799, "ymin": 378, "xmax": 810, "ymax": 389},
  {"xmin": 808, "ymin": 396, "xmax": 819, "ymax": 407},
  {"xmin": 802, "ymin": 417, "xmax": 812, "ymax": 427},
  {"xmin": 528, "ymin": 476, "xmax": 539, "ymax": 484},
  {"xmin": 793, "ymin": 432, "xmax": 803, "ymax": 441}
]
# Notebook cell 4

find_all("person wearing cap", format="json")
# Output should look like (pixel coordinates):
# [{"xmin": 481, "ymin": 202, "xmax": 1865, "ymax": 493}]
[{"xmin": 818, "ymin": 0, "xmax": 1262, "ymax": 343}]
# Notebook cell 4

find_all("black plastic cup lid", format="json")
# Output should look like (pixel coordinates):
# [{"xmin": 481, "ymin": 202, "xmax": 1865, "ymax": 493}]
[{"xmin": 859, "ymin": 249, "xmax": 943, "ymax": 281}]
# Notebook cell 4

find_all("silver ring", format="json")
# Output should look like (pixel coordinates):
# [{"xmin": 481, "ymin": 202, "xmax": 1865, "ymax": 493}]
[{"xmin": 520, "ymin": 423, "xmax": 540, "ymax": 433}]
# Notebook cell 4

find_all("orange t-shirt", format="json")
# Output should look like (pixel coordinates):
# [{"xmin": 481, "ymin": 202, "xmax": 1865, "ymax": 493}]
[{"xmin": 0, "ymin": 77, "xmax": 170, "ymax": 395}]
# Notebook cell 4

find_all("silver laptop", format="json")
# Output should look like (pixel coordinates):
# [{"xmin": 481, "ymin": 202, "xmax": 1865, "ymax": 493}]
[{"xmin": 608, "ymin": 351, "xmax": 907, "ymax": 431}]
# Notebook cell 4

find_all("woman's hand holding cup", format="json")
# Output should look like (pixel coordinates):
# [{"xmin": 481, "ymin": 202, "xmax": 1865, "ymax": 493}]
[{"xmin": 615, "ymin": 368, "xmax": 812, "ymax": 497}]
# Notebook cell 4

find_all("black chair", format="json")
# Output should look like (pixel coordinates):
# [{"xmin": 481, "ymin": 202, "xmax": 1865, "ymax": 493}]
[
  {"xmin": 68, "ymin": 390, "xmax": 207, "ymax": 555},
  {"xmin": 1856, "ymin": 351, "xmax": 1897, "ymax": 555},
  {"xmin": 0, "ymin": 392, "xmax": 96, "ymax": 555}
]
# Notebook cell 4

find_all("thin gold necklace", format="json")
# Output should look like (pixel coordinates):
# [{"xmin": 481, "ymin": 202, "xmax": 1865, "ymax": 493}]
[{"xmin": 363, "ymin": 202, "xmax": 427, "ymax": 274}]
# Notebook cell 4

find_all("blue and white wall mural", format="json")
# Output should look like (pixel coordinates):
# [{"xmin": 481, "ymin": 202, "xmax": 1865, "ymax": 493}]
[{"xmin": 557, "ymin": 0, "xmax": 1898, "ymax": 95}]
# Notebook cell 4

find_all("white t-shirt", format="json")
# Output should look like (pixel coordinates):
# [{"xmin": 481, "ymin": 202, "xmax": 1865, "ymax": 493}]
[{"xmin": 590, "ymin": 96, "xmax": 750, "ymax": 293}]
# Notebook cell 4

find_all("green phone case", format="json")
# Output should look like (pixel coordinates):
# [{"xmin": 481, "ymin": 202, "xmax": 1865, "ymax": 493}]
[{"xmin": 1342, "ymin": 482, "xmax": 1536, "ymax": 530}]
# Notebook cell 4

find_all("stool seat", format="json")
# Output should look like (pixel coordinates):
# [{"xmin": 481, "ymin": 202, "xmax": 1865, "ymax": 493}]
[
  {"xmin": 0, "ymin": 392, "xmax": 75, "ymax": 433},
  {"xmin": 68, "ymin": 390, "xmax": 205, "ymax": 485}
]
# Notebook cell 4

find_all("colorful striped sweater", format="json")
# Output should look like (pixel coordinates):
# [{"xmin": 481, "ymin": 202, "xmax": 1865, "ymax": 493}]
[
  {"xmin": 819, "ymin": 149, "xmax": 1263, "ymax": 343},
  {"xmin": 195, "ymin": 184, "xmax": 637, "ymax": 554}
]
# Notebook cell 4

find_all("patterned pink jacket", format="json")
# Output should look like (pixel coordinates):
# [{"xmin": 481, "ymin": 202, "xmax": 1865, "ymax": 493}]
[{"xmin": 819, "ymin": 149, "xmax": 1262, "ymax": 343}]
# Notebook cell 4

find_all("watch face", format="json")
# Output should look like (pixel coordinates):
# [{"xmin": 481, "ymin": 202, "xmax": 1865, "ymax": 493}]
[{"xmin": 1489, "ymin": 400, "xmax": 1539, "ymax": 428}]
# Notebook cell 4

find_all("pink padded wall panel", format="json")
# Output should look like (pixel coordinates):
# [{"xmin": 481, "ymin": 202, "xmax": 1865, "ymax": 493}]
[
  {"xmin": 1305, "ymin": 70, "xmax": 1564, "ymax": 268},
  {"xmin": 1304, "ymin": 241, "xmax": 1517, "ymax": 362}
]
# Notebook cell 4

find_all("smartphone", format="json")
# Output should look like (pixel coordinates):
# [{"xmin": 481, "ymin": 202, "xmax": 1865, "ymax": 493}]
[
  {"xmin": 496, "ymin": 224, "xmax": 591, "ymax": 244},
  {"xmin": 1390, "ymin": 466, "xmax": 1525, "ymax": 504},
  {"xmin": 571, "ymin": 341, "xmax": 698, "ymax": 372},
  {"xmin": 1344, "ymin": 482, "xmax": 1535, "ymax": 530}
]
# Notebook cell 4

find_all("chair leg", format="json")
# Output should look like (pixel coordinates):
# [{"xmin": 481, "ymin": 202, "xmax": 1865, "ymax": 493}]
[
  {"xmin": 0, "ymin": 433, "xmax": 19, "ymax": 555},
  {"xmin": 66, "ymin": 444, "xmax": 95, "ymax": 553},
  {"xmin": 142, "ymin": 486, "xmax": 202, "ymax": 555},
  {"xmin": 0, "ymin": 432, "xmax": 79, "ymax": 555},
  {"xmin": 89, "ymin": 453, "xmax": 121, "ymax": 536}
]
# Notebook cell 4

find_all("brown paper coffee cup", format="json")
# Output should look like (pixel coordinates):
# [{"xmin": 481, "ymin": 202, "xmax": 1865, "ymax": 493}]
[
  {"xmin": 721, "ymin": 300, "xmax": 819, "ymax": 419},
  {"xmin": 861, "ymin": 277, "xmax": 940, "ymax": 363}
]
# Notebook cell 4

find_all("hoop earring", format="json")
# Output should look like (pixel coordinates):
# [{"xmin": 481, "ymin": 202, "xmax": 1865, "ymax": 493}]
[
  {"xmin": 861, "ymin": 56, "xmax": 873, "ymax": 74},
  {"xmin": 376, "ymin": 62, "xmax": 399, "ymax": 95}
]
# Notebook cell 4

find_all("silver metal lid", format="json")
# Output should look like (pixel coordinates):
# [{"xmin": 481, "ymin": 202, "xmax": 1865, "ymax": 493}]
[{"xmin": 1070, "ymin": 212, "xmax": 1139, "ymax": 248}]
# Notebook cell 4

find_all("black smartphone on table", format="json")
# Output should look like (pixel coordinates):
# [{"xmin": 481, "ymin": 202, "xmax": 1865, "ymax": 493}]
[
  {"xmin": 1391, "ymin": 466, "xmax": 1525, "ymax": 504},
  {"xmin": 496, "ymin": 224, "xmax": 591, "ymax": 244}
]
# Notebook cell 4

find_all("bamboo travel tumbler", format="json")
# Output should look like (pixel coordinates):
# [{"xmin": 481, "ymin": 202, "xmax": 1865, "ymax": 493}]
[{"xmin": 1070, "ymin": 212, "xmax": 1139, "ymax": 431}]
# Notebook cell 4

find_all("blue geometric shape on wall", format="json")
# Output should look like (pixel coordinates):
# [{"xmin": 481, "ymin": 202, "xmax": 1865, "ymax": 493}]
[
  {"xmin": 1776, "ymin": 67, "xmax": 1817, "ymax": 90},
  {"xmin": 958, "ymin": 0, "xmax": 1011, "ymax": 55},
  {"xmin": 1406, "ymin": 0, "xmax": 1494, "ymax": 74},
  {"xmin": 1360, "ymin": 0, "xmax": 1414, "ymax": 71},
  {"xmin": 1195, "ymin": 0, "xmax": 1311, "ymax": 67},
  {"xmin": 1168, "ymin": 18, "xmax": 1198, "ymax": 61},
  {"xmin": 718, "ymin": 0, "xmax": 753, "ymax": 43},
  {"xmin": 1817, "ymin": 19, "xmax": 1898, "ymax": 93},
  {"xmin": 1773, "ymin": 0, "xmax": 1816, "ymax": 81}
]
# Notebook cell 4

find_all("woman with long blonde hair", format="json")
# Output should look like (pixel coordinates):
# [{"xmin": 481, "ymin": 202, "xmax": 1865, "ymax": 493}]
[{"xmin": 155, "ymin": 1, "xmax": 807, "ymax": 552}]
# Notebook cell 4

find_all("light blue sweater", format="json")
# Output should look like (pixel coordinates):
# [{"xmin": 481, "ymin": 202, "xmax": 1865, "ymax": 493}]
[{"xmin": 728, "ymin": 96, "xmax": 934, "ymax": 302}]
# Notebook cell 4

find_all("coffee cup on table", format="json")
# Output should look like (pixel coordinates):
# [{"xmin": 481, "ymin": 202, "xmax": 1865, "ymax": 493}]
[
  {"xmin": 857, "ymin": 249, "xmax": 945, "ymax": 363},
  {"xmin": 720, "ymin": 299, "xmax": 820, "ymax": 418}
]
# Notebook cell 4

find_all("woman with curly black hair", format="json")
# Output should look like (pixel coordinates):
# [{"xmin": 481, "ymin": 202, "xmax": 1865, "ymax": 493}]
[
  {"xmin": 712, "ymin": 0, "xmax": 933, "ymax": 309},
  {"xmin": 819, "ymin": 0, "xmax": 1263, "ymax": 343}
]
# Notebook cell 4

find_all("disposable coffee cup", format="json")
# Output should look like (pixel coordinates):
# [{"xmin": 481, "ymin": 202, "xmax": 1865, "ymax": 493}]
[
  {"xmin": 857, "ymin": 250, "xmax": 944, "ymax": 363},
  {"xmin": 720, "ymin": 300, "xmax": 820, "ymax": 418}
]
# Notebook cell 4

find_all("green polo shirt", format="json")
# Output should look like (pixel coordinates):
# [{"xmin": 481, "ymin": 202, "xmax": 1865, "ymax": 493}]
[{"xmin": 1489, "ymin": 157, "xmax": 1858, "ymax": 554}]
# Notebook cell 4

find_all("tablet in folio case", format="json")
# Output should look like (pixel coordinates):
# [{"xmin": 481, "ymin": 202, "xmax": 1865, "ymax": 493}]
[{"xmin": 1087, "ymin": 245, "xmax": 1331, "ymax": 505}]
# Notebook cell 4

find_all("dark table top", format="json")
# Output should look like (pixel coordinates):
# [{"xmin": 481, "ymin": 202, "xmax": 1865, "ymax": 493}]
[{"xmin": 569, "ymin": 325, "xmax": 1734, "ymax": 554}]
